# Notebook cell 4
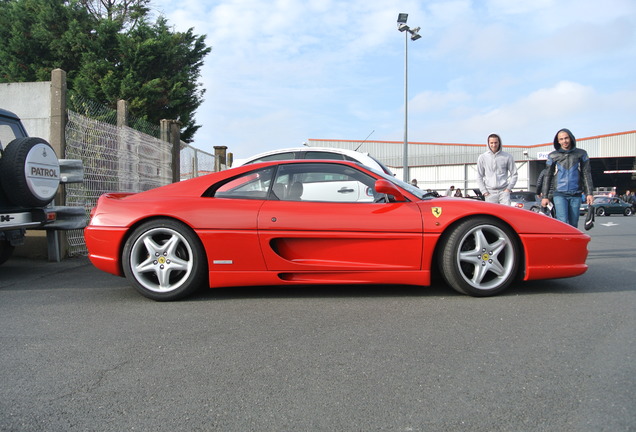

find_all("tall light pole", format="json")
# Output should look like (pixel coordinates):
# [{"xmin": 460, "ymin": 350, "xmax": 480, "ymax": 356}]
[{"xmin": 397, "ymin": 13, "xmax": 421, "ymax": 183}]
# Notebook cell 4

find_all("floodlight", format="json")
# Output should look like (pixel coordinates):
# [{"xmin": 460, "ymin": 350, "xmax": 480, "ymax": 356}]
[
  {"xmin": 398, "ymin": 23, "xmax": 409, "ymax": 32},
  {"xmin": 397, "ymin": 13, "xmax": 408, "ymax": 23}
]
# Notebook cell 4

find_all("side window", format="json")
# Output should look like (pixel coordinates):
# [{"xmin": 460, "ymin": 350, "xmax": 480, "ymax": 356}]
[
  {"xmin": 270, "ymin": 173, "xmax": 291, "ymax": 200},
  {"xmin": 247, "ymin": 152, "xmax": 296, "ymax": 163},
  {"xmin": 213, "ymin": 167, "xmax": 274, "ymax": 199},
  {"xmin": 0, "ymin": 123, "xmax": 20, "ymax": 147},
  {"xmin": 273, "ymin": 163, "xmax": 376, "ymax": 203},
  {"xmin": 304, "ymin": 151, "xmax": 345, "ymax": 161}
]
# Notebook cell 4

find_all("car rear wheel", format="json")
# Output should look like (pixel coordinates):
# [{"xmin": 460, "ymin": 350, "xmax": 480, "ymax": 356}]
[
  {"xmin": 439, "ymin": 217, "xmax": 519, "ymax": 296},
  {"xmin": 596, "ymin": 207, "xmax": 606, "ymax": 216},
  {"xmin": 624, "ymin": 207, "xmax": 633, "ymax": 216},
  {"xmin": 122, "ymin": 219, "xmax": 207, "ymax": 301}
]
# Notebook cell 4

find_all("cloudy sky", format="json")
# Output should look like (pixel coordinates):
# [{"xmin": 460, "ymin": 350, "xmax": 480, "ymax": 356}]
[{"xmin": 151, "ymin": 0, "xmax": 636, "ymax": 159}]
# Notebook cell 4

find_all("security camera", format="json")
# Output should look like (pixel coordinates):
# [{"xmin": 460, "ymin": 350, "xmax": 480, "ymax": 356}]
[{"xmin": 523, "ymin": 150, "xmax": 529, "ymax": 156}]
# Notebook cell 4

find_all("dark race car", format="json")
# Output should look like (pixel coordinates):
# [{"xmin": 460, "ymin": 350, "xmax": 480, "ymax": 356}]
[{"xmin": 590, "ymin": 196, "xmax": 634, "ymax": 216}]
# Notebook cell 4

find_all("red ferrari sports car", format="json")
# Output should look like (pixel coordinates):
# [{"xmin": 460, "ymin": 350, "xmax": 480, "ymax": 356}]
[{"xmin": 85, "ymin": 160, "xmax": 590, "ymax": 301}]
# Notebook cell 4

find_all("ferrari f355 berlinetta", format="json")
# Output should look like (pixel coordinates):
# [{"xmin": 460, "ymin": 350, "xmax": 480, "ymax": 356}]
[{"xmin": 85, "ymin": 160, "xmax": 590, "ymax": 301}]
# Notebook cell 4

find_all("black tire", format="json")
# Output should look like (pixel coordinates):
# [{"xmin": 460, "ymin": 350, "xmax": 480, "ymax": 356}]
[
  {"xmin": 596, "ymin": 207, "xmax": 606, "ymax": 216},
  {"xmin": 122, "ymin": 219, "xmax": 207, "ymax": 301},
  {"xmin": 624, "ymin": 207, "xmax": 633, "ymax": 216},
  {"xmin": 0, "ymin": 137, "xmax": 60, "ymax": 207},
  {"xmin": 438, "ymin": 217, "xmax": 520, "ymax": 296},
  {"xmin": 0, "ymin": 240, "xmax": 15, "ymax": 266}
]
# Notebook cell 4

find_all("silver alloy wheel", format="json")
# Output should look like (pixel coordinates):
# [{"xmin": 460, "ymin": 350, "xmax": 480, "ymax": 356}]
[
  {"xmin": 455, "ymin": 224, "xmax": 516, "ymax": 291},
  {"xmin": 129, "ymin": 226, "xmax": 195, "ymax": 293}
]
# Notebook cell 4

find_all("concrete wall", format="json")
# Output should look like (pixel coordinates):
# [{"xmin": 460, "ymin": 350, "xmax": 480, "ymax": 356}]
[{"xmin": 0, "ymin": 81, "xmax": 51, "ymax": 141}]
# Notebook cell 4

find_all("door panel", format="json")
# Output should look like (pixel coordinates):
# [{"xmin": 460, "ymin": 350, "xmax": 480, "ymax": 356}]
[{"xmin": 257, "ymin": 200, "xmax": 423, "ymax": 271}]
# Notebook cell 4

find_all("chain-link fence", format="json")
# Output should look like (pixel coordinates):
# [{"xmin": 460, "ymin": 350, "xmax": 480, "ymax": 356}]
[
  {"xmin": 180, "ymin": 143, "xmax": 215, "ymax": 180},
  {"xmin": 63, "ymin": 95, "xmax": 216, "ymax": 256},
  {"xmin": 64, "ymin": 110, "xmax": 173, "ymax": 255}
]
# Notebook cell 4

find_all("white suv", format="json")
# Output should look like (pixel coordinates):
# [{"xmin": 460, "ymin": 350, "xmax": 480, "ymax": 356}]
[{"xmin": 234, "ymin": 146, "xmax": 394, "ymax": 176}]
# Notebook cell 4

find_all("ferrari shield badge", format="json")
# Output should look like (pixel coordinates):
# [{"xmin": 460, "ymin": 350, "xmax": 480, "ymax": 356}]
[{"xmin": 431, "ymin": 207, "xmax": 442, "ymax": 218}]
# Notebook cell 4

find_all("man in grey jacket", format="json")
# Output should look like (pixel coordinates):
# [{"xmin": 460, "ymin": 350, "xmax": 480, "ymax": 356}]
[{"xmin": 476, "ymin": 133, "xmax": 518, "ymax": 205}]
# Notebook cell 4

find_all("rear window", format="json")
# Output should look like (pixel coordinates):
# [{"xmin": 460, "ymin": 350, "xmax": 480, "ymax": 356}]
[
  {"xmin": 0, "ymin": 118, "xmax": 24, "ymax": 146},
  {"xmin": 214, "ymin": 167, "xmax": 275, "ymax": 199}
]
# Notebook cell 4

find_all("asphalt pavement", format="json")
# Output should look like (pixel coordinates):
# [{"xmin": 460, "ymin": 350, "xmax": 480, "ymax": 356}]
[{"xmin": 1, "ymin": 215, "xmax": 635, "ymax": 431}]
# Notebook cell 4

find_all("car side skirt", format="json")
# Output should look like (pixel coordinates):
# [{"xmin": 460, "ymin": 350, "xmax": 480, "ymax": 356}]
[{"xmin": 208, "ymin": 270, "xmax": 431, "ymax": 289}]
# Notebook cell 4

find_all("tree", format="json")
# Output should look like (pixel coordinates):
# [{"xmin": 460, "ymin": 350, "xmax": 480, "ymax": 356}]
[
  {"xmin": 79, "ymin": 0, "xmax": 149, "ymax": 30},
  {"xmin": 0, "ymin": 0, "xmax": 95, "ymax": 82},
  {"xmin": 0, "ymin": 0, "xmax": 211, "ymax": 141}
]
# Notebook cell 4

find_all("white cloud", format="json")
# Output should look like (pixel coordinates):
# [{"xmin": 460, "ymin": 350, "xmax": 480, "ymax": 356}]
[
  {"xmin": 149, "ymin": 0, "xmax": 636, "ymax": 157},
  {"xmin": 408, "ymin": 81, "xmax": 636, "ymax": 145}
]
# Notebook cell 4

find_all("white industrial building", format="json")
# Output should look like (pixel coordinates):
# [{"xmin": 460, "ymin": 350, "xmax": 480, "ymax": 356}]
[{"xmin": 308, "ymin": 129, "xmax": 636, "ymax": 196}]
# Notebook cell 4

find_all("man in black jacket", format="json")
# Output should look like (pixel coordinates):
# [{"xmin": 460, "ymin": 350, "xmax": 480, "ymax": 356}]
[{"xmin": 541, "ymin": 128, "xmax": 594, "ymax": 228}]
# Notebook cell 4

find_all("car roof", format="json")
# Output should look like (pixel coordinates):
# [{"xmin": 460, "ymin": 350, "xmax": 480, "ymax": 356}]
[
  {"xmin": 235, "ymin": 146, "xmax": 393, "ymax": 175},
  {"xmin": 0, "ymin": 108, "xmax": 20, "ymax": 120}
]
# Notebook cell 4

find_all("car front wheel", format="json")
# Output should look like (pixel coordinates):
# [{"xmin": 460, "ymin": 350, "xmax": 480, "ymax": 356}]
[
  {"xmin": 122, "ymin": 219, "xmax": 207, "ymax": 301},
  {"xmin": 624, "ymin": 207, "xmax": 633, "ymax": 216},
  {"xmin": 439, "ymin": 217, "xmax": 519, "ymax": 296},
  {"xmin": 596, "ymin": 207, "xmax": 606, "ymax": 216}
]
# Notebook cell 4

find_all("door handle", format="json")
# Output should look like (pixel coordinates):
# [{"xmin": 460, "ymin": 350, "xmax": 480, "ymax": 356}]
[{"xmin": 338, "ymin": 187, "xmax": 355, "ymax": 193}]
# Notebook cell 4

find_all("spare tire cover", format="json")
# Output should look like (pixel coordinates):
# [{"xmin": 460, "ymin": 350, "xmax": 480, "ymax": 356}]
[{"xmin": 0, "ymin": 137, "xmax": 60, "ymax": 207}]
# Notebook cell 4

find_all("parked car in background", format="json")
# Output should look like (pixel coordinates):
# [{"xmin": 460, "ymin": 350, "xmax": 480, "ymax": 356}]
[
  {"xmin": 510, "ymin": 191, "xmax": 542, "ymax": 212},
  {"xmin": 234, "ymin": 146, "xmax": 395, "ymax": 176},
  {"xmin": 465, "ymin": 189, "xmax": 485, "ymax": 201},
  {"xmin": 590, "ymin": 196, "xmax": 633, "ymax": 216}
]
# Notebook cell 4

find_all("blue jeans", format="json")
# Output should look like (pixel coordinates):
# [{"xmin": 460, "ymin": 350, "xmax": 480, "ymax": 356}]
[{"xmin": 553, "ymin": 193, "xmax": 581, "ymax": 228}]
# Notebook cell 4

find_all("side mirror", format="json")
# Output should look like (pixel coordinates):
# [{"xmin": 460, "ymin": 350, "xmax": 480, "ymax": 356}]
[{"xmin": 374, "ymin": 179, "xmax": 406, "ymax": 202}]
